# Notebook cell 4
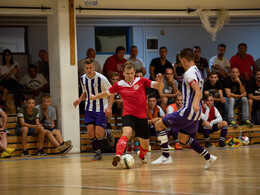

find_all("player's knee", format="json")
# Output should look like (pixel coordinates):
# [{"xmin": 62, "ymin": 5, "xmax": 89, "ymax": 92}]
[{"xmin": 178, "ymin": 133, "xmax": 190, "ymax": 144}]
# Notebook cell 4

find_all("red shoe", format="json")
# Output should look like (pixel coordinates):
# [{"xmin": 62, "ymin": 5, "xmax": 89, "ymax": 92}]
[{"xmin": 175, "ymin": 143, "xmax": 183, "ymax": 150}]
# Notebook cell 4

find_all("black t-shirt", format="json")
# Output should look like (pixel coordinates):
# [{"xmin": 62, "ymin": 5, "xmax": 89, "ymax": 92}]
[
  {"xmin": 194, "ymin": 57, "xmax": 208, "ymax": 77},
  {"xmin": 176, "ymin": 65, "xmax": 185, "ymax": 77},
  {"xmin": 203, "ymin": 80, "xmax": 222, "ymax": 98},
  {"xmin": 223, "ymin": 77, "xmax": 244, "ymax": 97},
  {"xmin": 149, "ymin": 57, "xmax": 172, "ymax": 80},
  {"xmin": 247, "ymin": 79, "xmax": 260, "ymax": 96}
]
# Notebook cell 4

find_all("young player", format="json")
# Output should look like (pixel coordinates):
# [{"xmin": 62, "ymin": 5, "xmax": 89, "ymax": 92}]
[
  {"xmin": 73, "ymin": 58, "xmax": 115, "ymax": 161},
  {"xmin": 152, "ymin": 48, "xmax": 217, "ymax": 170},
  {"xmin": 90, "ymin": 61, "xmax": 164, "ymax": 167}
]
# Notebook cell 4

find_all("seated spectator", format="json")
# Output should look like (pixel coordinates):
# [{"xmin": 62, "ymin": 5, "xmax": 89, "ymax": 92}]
[
  {"xmin": 16, "ymin": 96, "xmax": 46, "ymax": 157},
  {"xmin": 34, "ymin": 49, "xmax": 49, "ymax": 83},
  {"xmin": 135, "ymin": 70, "xmax": 149, "ymax": 96},
  {"xmin": 173, "ymin": 53, "xmax": 185, "ymax": 91},
  {"xmin": 199, "ymin": 94, "xmax": 228, "ymax": 148},
  {"xmin": 128, "ymin": 45, "xmax": 146, "ymax": 75},
  {"xmin": 247, "ymin": 69, "xmax": 260, "ymax": 124},
  {"xmin": 230, "ymin": 43, "xmax": 256, "ymax": 81},
  {"xmin": 209, "ymin": 44, "xmax": 231, "ymax": 80},
  {"xmin": 166, "ymin": 94, "xmax": 183, "ymax": 150},
  {"xmin": 103, "ymin": 46, "xmax": 127, "ymax": 79},
  {"xmin": 147, "ymin": 94, "xmax": 165, "ymax": 151},
  {"xmin": 35, "ymin": 95, "xmax": 73, "ymax": 154},
  {"xmin": 193, "ymin": 46, "xmax": 210, "ymax": 78},
  {"xmin": 203, "ymin": 72, "xmax": 227, "ymax": 120},
  {"xmin": 0, "ymin": 49, "xmax": 25, "ymax": 109},
  {"xmin": 0, "ymin": 85, "xmax": 8, "ymax": 109},
  {"xmin": 20, "ymin": 64, "xmax": 48, "ymax": 104},
  {"xmin": 158, "ymin": 68, "xmax": 180, "ymax": 112},
  {"xmin": 0, "ymin": 108, "xmax": 15, "ymax": 158},
  {"xmin": 224, "ymin": 68, "xmax": 253, "ymax": 127}
]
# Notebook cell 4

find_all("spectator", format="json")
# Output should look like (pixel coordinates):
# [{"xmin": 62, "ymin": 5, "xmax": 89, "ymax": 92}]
[
  {"xmin": 166, "ymin": 94, "xmax": 183, "ymax": 150},
  {"xmin": 230, "ymin": 43, "xmax": 256, "ymax": 81},
  {"xmin": 173, "ymin": 53, "xmax": 185, "ymax": 91},
  {"xmin": 247, "ymin": 69, "xmax": 260, "ymax": 124},
  {"xmin": 224, "ymin": 68, "xmax": 253, "ymax": 127},
  {"xmin": 0, "ymin": 49, "xmax": 25, "ymax": 109},
  {"xmin": 209, "ymin": 44, "xmax": 231, "ymax": 79},
  {"xmin": 158, "ymin": 68, "xmax": 180, "ymax": 112},
  {"xmin": 20, "ymin": 64, "xmax": 48, "ymax": 104},
  {"xmin": 0, "ymin": 108, "xmax": 15, "ymax": 158},
  {"xmin": 0, "ymin": 85, "xmax": 8, "ymax": 109},
  {"xmin": 35, "ymin": 95, "xmax": 73, "ymax": 154},
  {"xmin": 135, "ymin": 70, "xmax": 149, "ymax": 96},
  {"xmin": 203, "ymin": 72, "xmax": 227, "ymax": 120},
  {"xmin": 199, "ymin": 94, "xmax": 228, "ymax": 148},
  {"xmin": 34, "ymin": 49, "xmax": 49, "ymax": 83},
  {"xmin": 149, "ymin": 46, "xmax": 172, "ymax": 81},
  {"xmin": 16, "ymin": 96, "xmax": 46, "ymax": 157},
  {"xmin": 78, "ymin": 48, "xmax": 102, "ymax": 80},
  {"xmin": 255, "ymin": 58, "xmax": 260, "ymax": 70},
  {"xmin": 147, "ymin": 94, "xmax": 165, "ymax": 151},
  {"xmin": 103, "ymin": 46, "xmax": 127, "ymax": 79},
  {"xmin": 128, "ymin": 45, "xmax": 146, "ymax": 75},
  {"xmin": 193, "ymin": 46, "xmax": 210, "ymax": 78}
]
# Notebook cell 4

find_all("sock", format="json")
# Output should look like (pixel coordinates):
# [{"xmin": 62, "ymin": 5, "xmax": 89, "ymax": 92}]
[
  {"xmin": 89, "ymin": 137, "xmax": 101, "ymax": 154},
  {"xmin": 220, "ymin": 126, "xmax": 228, "ymax": 143},
  {"xmin": 116, "ymin": 136, "xmax": 128, "ymax": 156},
  {"xmin": 104, "ymin": 129, "xmax": 111, "ymax": 138},
  {"xmin": 138, "ymin": 145, "xmax": 148, "ymax": 159},
  {"xmin": 203, "ymin": 126, "xmax": 210, "ymax": 140},
  {"xmin": 186, "ymin": 137, "xmax": 210, "ymax": 160},
  {"xmin": 157, "ymin": 130, "xmax": 169, "ymax": 158}
]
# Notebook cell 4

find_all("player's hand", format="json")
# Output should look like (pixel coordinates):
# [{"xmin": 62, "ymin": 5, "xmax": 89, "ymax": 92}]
[
  {"xmin": 156, "ymin": 73, "xmax": 163, "ymax": 82},
  {"xmin": 105, "ymin": 107, "xmax": 112, "ymax": 118},
  {"xmin": 193, "ymin": 104, "xmax": 200, "ymax": 113},
  {"xmin": 73, "ymin": 99, "xmax": 81, "ymax": 108},
  {"xmin": 90, "ymin": 94, "xmax": 96, "ymax": 101}
]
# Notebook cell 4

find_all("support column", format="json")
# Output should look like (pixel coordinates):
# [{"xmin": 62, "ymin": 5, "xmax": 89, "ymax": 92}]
[{"xmin": 47, "ymin": 0, "xmax": 80, "ymax": 153}]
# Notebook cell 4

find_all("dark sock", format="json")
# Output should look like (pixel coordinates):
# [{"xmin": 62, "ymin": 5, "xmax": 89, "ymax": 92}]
[
  {"xmin": 186, "ymin": 137, "xmax": 210, "ymax": 160},
  {"xmin": 157, "ymin": 130, "xmax": 169, "ymax": 158},
  {"xmin": 220, "ymin": 126, "xmax": 228, "ymax": 142},
  {"xmin": 89, "ymin": 137, "xmax": 101, "ymax": 154}
]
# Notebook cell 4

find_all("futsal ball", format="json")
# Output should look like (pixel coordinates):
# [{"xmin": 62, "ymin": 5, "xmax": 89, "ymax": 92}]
[
  {"xmin": 120, "ymin": 154, "xmax": 135, "ymax": 169},
  {"xmin": 241, "ymin": 136, "xmax": 250, "ymax": 145}
]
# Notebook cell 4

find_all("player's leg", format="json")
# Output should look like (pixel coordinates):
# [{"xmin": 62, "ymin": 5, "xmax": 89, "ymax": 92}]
[
  {"xmin": 217, "ymin": 121, "xmax": 228, "ymax": 147},
  {"xmin": 87, "ymin": 124, "xmax": 102, "ymax": 161}
]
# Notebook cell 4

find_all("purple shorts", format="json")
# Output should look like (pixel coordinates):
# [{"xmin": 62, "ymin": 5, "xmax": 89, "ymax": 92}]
[
  {"xmin": 84, "ymin": 110, "xmax": 107, "ymax": 129},
  {"xmin": 162, "ymin": 112, "xmax": 199, "ymax": 137}
]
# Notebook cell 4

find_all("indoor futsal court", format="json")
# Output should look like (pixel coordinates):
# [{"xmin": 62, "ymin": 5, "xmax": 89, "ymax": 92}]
[{"xmin": 1, "ymin": 145, "xmax": 259, "ymax": 195}]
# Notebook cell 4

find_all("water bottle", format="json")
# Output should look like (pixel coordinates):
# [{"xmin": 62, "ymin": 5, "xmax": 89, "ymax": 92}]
[
  {"xmin": 131, "ymin": 139, "xmax": 135, "ymax": 152},
  {"xmin": 135, "ymin": 138, "xmax": 139, "ymax": 151},
  {"xmin": 238, "ymin": 128, "xmax": 243, "ymax": 140}
]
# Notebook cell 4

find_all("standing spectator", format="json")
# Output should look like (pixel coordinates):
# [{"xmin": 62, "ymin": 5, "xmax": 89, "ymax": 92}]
[
  {"xmin": 35, "ymin": 95, "xmax": 73, "ymax": 154},
  {"xmin": 158, "ymin": 68, "xmax": 180, "ymax": 112},
  {"xmin": 149, "ymin": 46, "xmax": 172, "ymax": 81},
  {"xmin": 15, "ymin": 96, "xmax": 46, "ymax": 157},
  {"xmin": 193, "ymin": 46, "xmax": 210, "ymax": 78},
  {"xmin": 173, "ymin": 53, "xmax": 185, "ymax": 91},
  {"xmin": 199, "ymin": 94, "xmax": 228, "ymax": 148},
  {"xmin": 128, "ymin": 45, "xmax": 146, "ymax": 75},
  {"xmin": 0, "ymin": 108, "xmax": 15, "ymax": 158},
  {"xmin": 0, "ymin": 49, "xmax": 25, "ymax": 109},
  {"xmin": 230, "ymin": 43, "xmax": 256, "ymax": 81},
  {"xmin": 247, "ymin": 69, "xmax": 260, "ymax": 124},
  {"xmin": 224, "ymin": 68, "xmax": 253, "ymax": 127},
  {"xmin": 103, "ymin": 46, "xmax": 127, "ymax": 79},
  {"xmin": 209, "ymin": 44, "xmax": 231, "ymax": 79},
  {"xmin": 78, "ymin": 48, "xmax": 102, "ymax": 80},
  {"xmin": 20, "ymin": 64, "xmax": 48, "ymax": 104},
  {"xmin": 34, "ymin": 50, "xmax": 49, "ymax": 83}
]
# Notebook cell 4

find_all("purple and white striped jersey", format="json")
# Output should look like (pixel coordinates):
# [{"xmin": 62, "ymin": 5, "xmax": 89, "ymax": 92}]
[
  {"xmin": 178, "ymin": 65, "xmax": 204, "ymax": 121},
  {"xmin": 80, "ymin": 72, "xmax": 112, "ymax": 112}
]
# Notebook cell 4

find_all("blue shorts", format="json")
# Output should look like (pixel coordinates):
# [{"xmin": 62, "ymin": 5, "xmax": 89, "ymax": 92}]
[
  {"xmin": 162, "ymin": 112, "xmax": 199, "ymax": 137},
  {"xmin": 84, "ymin": 110, "xmax": 107, "ymax": 129},
  {"xmin": 15, "ymin": 127, "xmax": 35, "ymax": 136}
]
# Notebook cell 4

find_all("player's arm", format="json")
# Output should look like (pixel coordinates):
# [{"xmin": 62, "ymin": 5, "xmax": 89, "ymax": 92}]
[
  {"xmin": 90, "ymin": 91, "xmax": 111, "ymax": 101},
  {"xmin": 151, "ymin": 73, "xmax": 164, "ymax": 89},
  {"xmin": 190, "ymin": 80, "xmax": 201, "ymax": 113},
  {"xmin": 105, "ymin": 93, "xmax": 115, "ymax": 118}
]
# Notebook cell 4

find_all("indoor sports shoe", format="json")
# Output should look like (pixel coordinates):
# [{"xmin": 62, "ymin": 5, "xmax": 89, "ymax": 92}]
[
  {"xmin": 58, "ymin": 140, "xmax": 72, "ymax": 152},
  {"xmin": 151, "ymin": 155, "xmax": 173, "ymax": 165},
  {"xmin": 6, "ymin": 147, "xmax": 15, "ymax": 155},
  {"xmin": 174, "ymin": 143, "xmax": 183, "ymax": 150},
  {"xmin": 243, "ymin": 120, "xmax": 254, "ymax": 127},
  {"xmin": 168, "ymin": 144, "xmax": 175, "ymax": 151},
  {"xmin": 106, "ymin": 129, "xmax": 115, "ymax": 147},
  {"xmin": 219, "ymin": 141, "xmax": 227, "ymax": 147},
  {"xmin": 21, "ymin": 150, "xmax": 31, "ymax": 157},
  {"xmin": 61, "ymin": 144, "xmax": 73, "ymax": 155},
  {"xmin": 112, "ymin": 155, "xmax": 121, "ymax": 166},
  {"xmin": 92, "ymin": 153, "xmax": 102, "ymax": 161},
  {"xmin": 205, "ymin": 142, "xmax": 215, "ymax": 148},
  {"xmin": 230, "ymin": 120, "xmax": 238, "ymax": 128},
  {"xmin": 1, "ymin": 151, "xmax": 11, "ymax": 158},
  {"xmin": 37, "ymin": 149, "xmax": 47, "ymax": 156},
  {"xmin": 136, "ymin": 150, "xmax": 147, "ymax": 164},
  {"xmin": 204, "ymin": 155, "xmax": 217, "ymax": 170},
  {"xmin": 148, "ymin": 145, "xmax": 152, "ymax": 152}
]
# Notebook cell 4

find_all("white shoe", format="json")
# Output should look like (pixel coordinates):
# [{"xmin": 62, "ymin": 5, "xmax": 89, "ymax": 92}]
[
  {"xmin": 204, "ymin": 155, "xmax": 217, "ymax": 170},
  {"xmin": 168, "ymin": 144, "xmax": 175, "ymax": 151},
  {"xmin": 148, "ymin": 145, "xmax": 151, "ymax": 152},
  {"xmin": 137, "ymin": 150, "xmax": 148, "ymax": 164},
  {"xmin": 151, "ymin": 155, "xmax": 173, "ymax": 165}
]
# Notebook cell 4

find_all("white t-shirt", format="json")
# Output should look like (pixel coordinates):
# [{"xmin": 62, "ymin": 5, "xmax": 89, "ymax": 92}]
[
  {"xmin": 127, "ymin": 58, "xmax": 145, "ymax": 70},
  {"xmin": 1, "ymin": 61, "xmax": 19, "ymax": 80},
  {"xmin": 209, "ymin": 55, "xmax": 230, "ymax": 71},
  {"xmin": 20, "ymin": 73, "xmax": 48, "ymax": 90}
]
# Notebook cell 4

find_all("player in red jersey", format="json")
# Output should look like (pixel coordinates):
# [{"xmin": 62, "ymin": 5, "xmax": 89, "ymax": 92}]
[{"xmin": 90, "ymin": 61, "xmax": 164, "ymax": 166}]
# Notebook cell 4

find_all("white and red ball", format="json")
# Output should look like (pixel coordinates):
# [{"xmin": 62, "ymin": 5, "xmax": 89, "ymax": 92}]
[{"xmin": 241, "ymin": 136, "xmax": 250, "ymax": 145}]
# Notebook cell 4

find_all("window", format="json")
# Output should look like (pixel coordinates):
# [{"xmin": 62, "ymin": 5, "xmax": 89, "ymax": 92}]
[
  {"xmin": 147, "ymin": 38, "xmax": 158, "ymax": 50},
  {"xmin": 95, "ymin": 27, "xmax": 130, "ymax": 54}
]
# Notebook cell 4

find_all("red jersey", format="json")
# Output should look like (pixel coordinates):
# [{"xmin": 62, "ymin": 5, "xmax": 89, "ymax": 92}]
[
  {"xmin": 103, "ymin": 55, "xmax": 127, "ymax": 79},
  {"xmin": 108, "ymin": 77, "xmax": 153, "ymax": 119}
]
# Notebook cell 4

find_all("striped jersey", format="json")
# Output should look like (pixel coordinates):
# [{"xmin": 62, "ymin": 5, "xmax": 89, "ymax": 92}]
[
  {"xmin": 80, "ymin": 72, "xmax": 112, "ymax": 112},
  {"xmin": 178, "ymin": 65, "xmax": 204, "ymax": 121}
]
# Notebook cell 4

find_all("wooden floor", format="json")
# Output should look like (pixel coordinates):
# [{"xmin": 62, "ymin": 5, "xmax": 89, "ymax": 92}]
[{"xmin": 1, "ymin": 145, "xmax": 260, "ymax": 195}]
